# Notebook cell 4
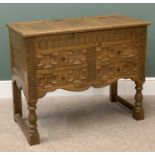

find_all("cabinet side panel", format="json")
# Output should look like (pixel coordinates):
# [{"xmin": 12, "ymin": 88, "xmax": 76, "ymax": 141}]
[{"xmin": 9, "ymin": 30, "xmax": 27, "ymax": 95}]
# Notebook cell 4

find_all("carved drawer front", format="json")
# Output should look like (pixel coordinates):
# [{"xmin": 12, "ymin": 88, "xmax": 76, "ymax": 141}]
[
  {"xmin": 36, "ymin": 65, "xmax": 89, "ymax": 94},
  {"xmin": 36, "ymin": 47, "xmax": 88, "ymax": 69},
  {"xmin": 94, "ymin": 59, "xmax": 138, "ymax": 86},
  {"xmin": 96, "ymin": 41, "xmax": 139, "ymax": 64}
]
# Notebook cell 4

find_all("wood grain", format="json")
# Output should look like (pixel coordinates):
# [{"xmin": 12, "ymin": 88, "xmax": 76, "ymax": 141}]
[{"xmin": 7, "ymin": 15, "xmax": 150, "ymax": 38}]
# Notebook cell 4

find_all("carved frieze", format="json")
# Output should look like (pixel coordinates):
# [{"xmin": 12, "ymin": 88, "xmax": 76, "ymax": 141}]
[{"xmin": 35, "ymin": 27, "xmax": 144, "ymax": 50}]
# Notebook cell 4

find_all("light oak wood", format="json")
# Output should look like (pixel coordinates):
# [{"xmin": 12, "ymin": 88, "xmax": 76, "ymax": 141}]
[
  {"xmin": 7, "ymin": 15, "xmax": 149, "ymax": 38},
  {"xmin": 7, "ymin": 15, "xmax": 150, "ymax": 145}
]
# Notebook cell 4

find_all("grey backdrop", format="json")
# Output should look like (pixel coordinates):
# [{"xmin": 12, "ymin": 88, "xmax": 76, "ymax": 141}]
[{"xmin": 0, "ymin": 3, "xmax": 154, "ymax": 80}]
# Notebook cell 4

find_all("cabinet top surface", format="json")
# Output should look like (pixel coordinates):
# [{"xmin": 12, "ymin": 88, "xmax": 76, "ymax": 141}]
[{"xmin": 7, "ymin": 15, "xmax": 150, "ymax": 38}]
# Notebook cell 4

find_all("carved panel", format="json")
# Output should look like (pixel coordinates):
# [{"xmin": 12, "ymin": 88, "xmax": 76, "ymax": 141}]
[
  {"xmin": 36, "ymin": 48, "xmax": 88, "ymax": 69},
  {"xmin": 35, "ymin": 27, "xmax": 144, "ymax": 50},
  {"xmin": 37, "ymin": 66, "xmax": 88, "ymax": 96},
  {"xmin": 36, "ymin": 40, "xmax": 140, "ymax": 96},
  {"xmin": 94, "ymin": 40, "xmax": 141, "ymax": 86},
  {"xmin": 96, "ymin": 41, "xmax": 139, "ymax": 63},
  {"xmin": 34, "ymin": 27, "xmax": 146, "ymax": 97},
  {"xmin": 94, "ymin": 60, "xmax": 138, "ymax": 86}
]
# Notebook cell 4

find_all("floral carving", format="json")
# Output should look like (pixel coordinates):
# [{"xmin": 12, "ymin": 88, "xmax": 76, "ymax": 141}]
[{"xmin": 35, "ymin": 27, "xmax": 146, "ymax": 97}]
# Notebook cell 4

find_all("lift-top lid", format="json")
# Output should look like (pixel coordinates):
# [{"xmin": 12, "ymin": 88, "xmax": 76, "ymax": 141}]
[{"xmin": 7, "ymin": 15, "xmax": 150, "ymax": 38}]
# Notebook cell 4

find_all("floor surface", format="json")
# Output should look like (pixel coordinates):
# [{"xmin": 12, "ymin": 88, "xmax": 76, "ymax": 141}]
[{"xmin": 0, "ymin": 95, "xmax": 155, "ymax": 151}]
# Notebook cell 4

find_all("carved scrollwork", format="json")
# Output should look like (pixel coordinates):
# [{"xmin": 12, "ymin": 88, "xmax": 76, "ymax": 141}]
[
  {"xmin": 37, "ymin": 67, "xmax": 88, "ymax": 90},
  {"xmin": 36, "ymin": 27, "xmax": 143, "ymax": 50},
  {"xmin": 94, "ymin": 40, "xmax": 140, "ymax": 86},
  {"xmin": 96, "ymin": 41, "xmax": 139, "ymax": 63},
  {"xmin": 36, "ymin": 48, "xmax": 88, "ymax": 69},
  {"xmin": 94, "ymin": 60, "xmax": 138, "ymax": 86},
  {"xmin": 35, "ymin": 27, "xmax": 145, "ymax": 98}
]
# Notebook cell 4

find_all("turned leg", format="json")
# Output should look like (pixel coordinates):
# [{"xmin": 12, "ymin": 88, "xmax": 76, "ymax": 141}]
[
  {"xmin": 109, "ymin": 80, "xmax": 144, "ymax": 120},
  {"xmin": 12, "ymin": 81, "xmax": 22, "ymax": 119},
  {"xmin": 133, "ymin": 81, "xmax": 144, "ymax": 120},
  {"xmin": 110, "ymin": 81, "xmax": 118, "ymax": 102},
  {"xmin": 27, "ymin": 102, "xmax": 40, "ymax": 145}
]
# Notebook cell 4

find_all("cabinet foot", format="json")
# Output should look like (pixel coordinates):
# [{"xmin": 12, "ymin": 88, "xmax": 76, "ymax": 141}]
[
  {"xmin": 109, "ymin": 80, "xmax": 145, "ymax": 121},
  {"xmin": 15, "ymin": 114, "xmax": 40, "ymax": 145},
  {"xmin": 133, "ymin": 108, "xmax": 144, "ymax": 120}
]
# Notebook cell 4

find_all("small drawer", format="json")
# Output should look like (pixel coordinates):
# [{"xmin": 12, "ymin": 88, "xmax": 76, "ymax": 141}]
[
  {"xmin": 96, "ymin": 41, "xmax": 139, "ymax": 63},
  {"xmin": 36, "ymin": 66, "xmax": 88, "ymax": 90},
  {"xmin": 95, "ymin": 60, "xmax": 138, "ymax": 85},
  {"xmin": 36, "ymin": 47, "xmax": 88, "ymax": 69}
]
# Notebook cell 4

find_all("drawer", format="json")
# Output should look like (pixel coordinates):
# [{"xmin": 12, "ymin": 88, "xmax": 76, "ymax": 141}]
[
  {"xmin": 95, "ymin": 59, "xmax": 138, "ymax": 85},
  {"xmin": 36, "ymin": 66, "xmax": 88, "ymax": 90},
  {"xmin": 96, "ymin": 41, "xmax": 139, "ymax": 64},
  {"xmin": 36, "ymin": 47, "xmax": 88, "ymax": 69}
]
